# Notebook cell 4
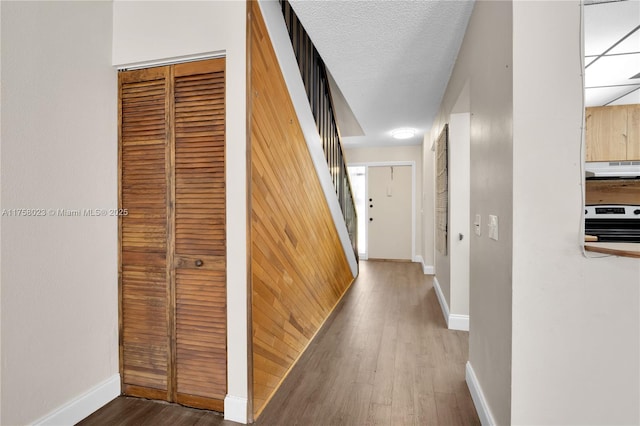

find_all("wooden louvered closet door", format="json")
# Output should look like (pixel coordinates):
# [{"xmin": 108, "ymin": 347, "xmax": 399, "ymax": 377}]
[{"xmin": 119, "ymin": 58, "xmax": 226, "ymax": 412}]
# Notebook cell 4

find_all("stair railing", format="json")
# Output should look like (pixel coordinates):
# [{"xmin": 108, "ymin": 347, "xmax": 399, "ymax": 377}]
[{"xmin": 280, "ymin": 0, "xmax": 358, "ymax": 257}]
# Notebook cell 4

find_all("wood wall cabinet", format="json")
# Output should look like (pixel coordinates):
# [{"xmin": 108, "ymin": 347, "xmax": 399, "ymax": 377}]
[
  {"xmin": 627, "ymin": 105, "xmax": 640, "ymax": 160},
  {"xmin": 586, "ymin": 104, "xmax": 640, "ymax": 162},
  {"xmin": 118, "ymin": 58, "xmax": 227, "ymax": 412}
]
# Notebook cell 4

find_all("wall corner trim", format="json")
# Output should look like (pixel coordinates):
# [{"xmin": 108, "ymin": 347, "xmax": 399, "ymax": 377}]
[
  {"xmin": 224, "ymin": 395, "xmax": 249, "ymax": 424},
  {"xmin": 31, "ymin": 374, "xmax": 120, "ymax": 425},
  {"xmin": 432, "ymin": 276, "xmax": 469, "ymax": 331},
  {"xmin": 465, "ymin": 361, "xmax": 497, "ymax": 426}
]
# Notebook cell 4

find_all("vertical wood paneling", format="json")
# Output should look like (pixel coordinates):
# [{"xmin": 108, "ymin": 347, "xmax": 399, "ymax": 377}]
[{"xmin": 249, "ymin": 2, "xmax": 354, "ymax": 418}]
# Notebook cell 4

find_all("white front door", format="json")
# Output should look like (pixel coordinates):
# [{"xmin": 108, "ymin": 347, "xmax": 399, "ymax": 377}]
[{"xmin": 367, "ymin": 165, "xmax": 412, "ymax": 260}]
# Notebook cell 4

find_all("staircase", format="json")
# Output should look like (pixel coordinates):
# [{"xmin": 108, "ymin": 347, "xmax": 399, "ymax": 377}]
[{"xmin": 279, "ymin": 0, "xmax": 358, "ymax": 258}]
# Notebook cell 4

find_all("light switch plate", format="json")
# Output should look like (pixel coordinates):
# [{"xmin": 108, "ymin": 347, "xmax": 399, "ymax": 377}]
[
  {"xmin": 474, "ymin": 214, "xmax": 481, "ymax": 236},
  {"xmin": 489, "ymin": 215, "xmax": 499, "ymax": 241}
]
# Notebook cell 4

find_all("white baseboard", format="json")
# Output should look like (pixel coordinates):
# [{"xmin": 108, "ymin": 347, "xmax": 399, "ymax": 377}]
[
  {"xmin": 224, "ymin": 394, "xmax": 249, "ymax": 424},
  {"xmin": 432, "ymin": 277, "xmax": 469, "ymax": 331},
  {"xmin": 32, "ymin": 374, "xmax": 120, "ymax": 426},
  {"xmin": 448, "ymin": 314, "xmax": 470, "ymax": 331},
  {"xmin": 413, "ymin": 255, "xmax": 434, "ymax": 275},
  {"xmin": 465, "ymin": 361, "xmax": 496, "ymax": 426},
  {"xmin": 432, "ymin": 276, "xmax": 450, "ymax": 325}
]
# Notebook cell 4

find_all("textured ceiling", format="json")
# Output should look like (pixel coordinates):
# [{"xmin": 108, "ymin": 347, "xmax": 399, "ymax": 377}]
[{"xmin": 290, "ymin": 0, "xmax": 475, "ymax": 147}]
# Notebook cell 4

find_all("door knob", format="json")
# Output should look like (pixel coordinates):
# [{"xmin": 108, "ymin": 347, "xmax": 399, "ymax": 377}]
[
  {"xmin": 369, "ymin": 218, "xmax": 373, "ymax": 222},
  {"xmin": 195, "ymin": 259, "xmax": 203, "ymax": 267},
  {"xmin": 459, "ymin": 233, "xmax": 464, "ymax": 241},
  {"xmin": 370, "ymin": 204, "xmax": 373, "ymax": 208}
]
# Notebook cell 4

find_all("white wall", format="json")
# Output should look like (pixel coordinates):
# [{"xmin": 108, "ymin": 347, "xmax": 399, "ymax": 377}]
[
  {"xmin": 511, "ymin": 2, "xmax": 640, "ymax": 424},
  {"xmin": 430, "ymin": 1, "xmax": 640, "ymax": 425},
  {"xmin": 345, "ymin": 145, "xmax": 424, "ymax": 264},
  {"xmin": 112, "ymin": 1, "xmax": 249, "ymax": 422},
  {"xmin": 1, "ymin": 2, "xmax": 118, "ymax": 424},
  {"xmin": 428, "ymin": 1, "xmax": 514, "ymax": 423}
]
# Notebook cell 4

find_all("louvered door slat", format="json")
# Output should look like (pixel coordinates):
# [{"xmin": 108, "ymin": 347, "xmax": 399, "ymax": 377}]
[
  {"xmin": 176, "ymin": 270, "xmax": 226, "ymax": 400},
  {"xmin": 173, "ymin": 59, "xmax": 226, "ymax": 411},
  {"xmin": 119, "ymin": 67, "xmax": 170, "ymax": 398}
]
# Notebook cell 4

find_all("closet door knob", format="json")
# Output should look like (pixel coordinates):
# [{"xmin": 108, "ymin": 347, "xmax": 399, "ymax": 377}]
[{"xmin": 195, "ymin": 259, "xmax": 204, "ymax": 267}]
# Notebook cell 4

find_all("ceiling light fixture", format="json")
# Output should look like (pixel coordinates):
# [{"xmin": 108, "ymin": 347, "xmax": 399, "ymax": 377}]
[{"xmin": 391, "ymin": 128, "xmax": 416, "ymax": 140}]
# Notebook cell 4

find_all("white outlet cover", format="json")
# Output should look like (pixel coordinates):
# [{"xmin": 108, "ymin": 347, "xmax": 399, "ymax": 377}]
[
  {"xmin": 474, "ymin": 214, "xmax": 481, "ymax": 236},
  {"xmin": 489, "ymin": 215, "xmax": 499, "ymax": 241}
]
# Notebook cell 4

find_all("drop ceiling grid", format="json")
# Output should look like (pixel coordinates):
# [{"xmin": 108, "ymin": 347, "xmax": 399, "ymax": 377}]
[{"xmin": 584, "ymin": 0, "xmax": 640, "ymax": 106}]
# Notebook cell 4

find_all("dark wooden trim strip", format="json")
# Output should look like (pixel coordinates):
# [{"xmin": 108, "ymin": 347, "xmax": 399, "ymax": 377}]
[
  {"xmin": 166, "ymin": 64, "xmax": 177, "ymax": 403},
  {"xmin": 117, "ymin": 69, "xmax": 125, "ymax": 396}
]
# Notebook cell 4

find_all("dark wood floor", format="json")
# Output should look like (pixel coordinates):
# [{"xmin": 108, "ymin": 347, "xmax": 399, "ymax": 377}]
[
  {"xmin": 78, "ymin": 260, "xmax": 479, "ymax": 426},
  {"xmin": 77, "ymin": 396, "xmax": 236, "ymax": 426}
]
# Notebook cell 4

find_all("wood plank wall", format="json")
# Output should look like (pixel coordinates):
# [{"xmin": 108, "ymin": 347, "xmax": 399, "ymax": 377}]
[
  {"xmin": 586, "ymin": 179, "xmax": 640, "ymax": 205},
  {"xmin": 249, "ymin": 2, "xmax": 355, "ymax": 418}
]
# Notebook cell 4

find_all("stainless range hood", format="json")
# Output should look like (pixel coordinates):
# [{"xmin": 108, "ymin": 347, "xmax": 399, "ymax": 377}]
[{"xmin": 585, "ymin": 161, "xmax": 640, "ymax": 178}]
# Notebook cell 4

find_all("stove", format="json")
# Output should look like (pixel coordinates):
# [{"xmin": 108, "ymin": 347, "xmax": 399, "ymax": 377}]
[{"xmin": 585, "ymin": 205, "xmax": 640, "ymax": 243}]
